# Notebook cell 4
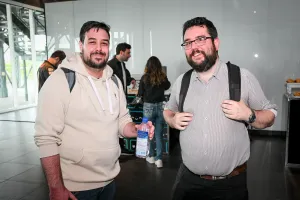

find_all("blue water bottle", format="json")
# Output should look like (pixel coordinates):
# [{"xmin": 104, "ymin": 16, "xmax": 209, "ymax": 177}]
[{"xmin": 136, "ymin": 117, "xmax": 150, "ymax": 158}]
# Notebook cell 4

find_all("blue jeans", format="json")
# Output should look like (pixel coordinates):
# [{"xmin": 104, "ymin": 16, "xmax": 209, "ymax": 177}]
[
  {"xmin": 143, "ymin": 102, "xmax": 165, "ymax": 160},
  {"xmin": 71, "ymin": 181, "xmax": 116, "ymax": 200}
]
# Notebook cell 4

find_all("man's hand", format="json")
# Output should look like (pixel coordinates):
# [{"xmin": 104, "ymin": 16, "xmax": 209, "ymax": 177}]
[
  {"xmin": 49, "ymin": 186, "xmax": 77, "ymax": 200},
  {"xmin": 135, "ymin": 121, "xmax": 155, "ymax": 140},
  {"xmin": 171, "ymin": 112, "xmax": 193, "ymax": 131},
  {"xmin": 221, "ymin": 100, "xmax": 251, "ymax": 121},
  {"xmin": 131, "ymin": 79, "xmax": 136, "ymax": 88}
]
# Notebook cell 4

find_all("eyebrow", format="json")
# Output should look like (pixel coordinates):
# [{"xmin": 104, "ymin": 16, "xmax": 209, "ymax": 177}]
[{"xmin": 87, "ymin": 38, "xmax": 109, "ymax": 42}]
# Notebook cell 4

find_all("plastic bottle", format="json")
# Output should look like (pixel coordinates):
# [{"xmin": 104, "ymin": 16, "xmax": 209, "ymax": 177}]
[{"xmin": 136, "ymin": 117, "xmax": 150, "ymax": 158}]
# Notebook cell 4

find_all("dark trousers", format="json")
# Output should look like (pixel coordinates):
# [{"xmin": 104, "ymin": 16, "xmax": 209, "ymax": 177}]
[
  {"xmin": 72, "ymin": 181, "xmax": 116, "ymax": 200},
  {"xmin": 171, "ymin": 163, "xmax": 248, "ymax": 200}
]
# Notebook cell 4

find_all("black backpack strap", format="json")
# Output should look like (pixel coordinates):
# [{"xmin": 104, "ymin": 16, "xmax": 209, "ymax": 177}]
[
  {"xmin": 178, "ymin": 69, "xmax": 193, "ymax": 112},
  {"xmin": 227, "ymin": 62, "xmax": 241, "ymax": 101},
  {"xmin": 61, "ymin": 67, "xmax": 76, "ymax": 92},
  {"xmin": 111, "ymin": 75, "xmax": 119, "ymax": 88}
]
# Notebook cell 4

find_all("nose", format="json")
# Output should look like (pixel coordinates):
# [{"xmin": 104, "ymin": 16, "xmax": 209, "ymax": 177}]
[
  {"xmin": 95, "ymin": 43, "xmax": 102, "ymax": 51},
  {"xmin": 191, "ymin": 41, "xmax": 198, "ymax": 50}
]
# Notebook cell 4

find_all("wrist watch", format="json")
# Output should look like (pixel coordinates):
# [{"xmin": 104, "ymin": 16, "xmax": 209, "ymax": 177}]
[{"xmin": 248, "ymin": 109, "xmax": 256, "ymax": 123}]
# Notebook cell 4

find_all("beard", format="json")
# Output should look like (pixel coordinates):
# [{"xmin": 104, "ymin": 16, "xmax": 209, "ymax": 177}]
[
  {"xmin": 186, "ymin": 44, "xmax": 218, "ymax": 73},
  {"xmin": 82, "ymin": 50, "xmax": 108, "ymax": 70}
]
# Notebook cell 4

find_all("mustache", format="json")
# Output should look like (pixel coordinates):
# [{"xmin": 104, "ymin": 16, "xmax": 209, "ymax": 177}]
[
  {"xmin": 91, "ymin": 51, "xmax": 106, "ymax": 56},
  {"xmin": 191, "ymin": 49, "xmax": 205, "ymax": 57}
]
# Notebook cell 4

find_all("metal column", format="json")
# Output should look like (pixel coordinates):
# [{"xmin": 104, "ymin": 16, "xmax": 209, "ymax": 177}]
[
  {"xmin": 6, "ymin": 4, "xmax": 18, "ymax": 107},
  {"xmin": 0, "ymin": 41, "xmax": 8, "ymax": 97},
  {"xmin": 29, "ymin": 9, "xmax": 37, "ymax": 102}
]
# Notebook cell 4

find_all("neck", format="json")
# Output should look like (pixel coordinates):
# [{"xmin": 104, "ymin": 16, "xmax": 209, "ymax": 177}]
[
  {"xmin": 47, "ymin": 58, "xmax": 56, "ymax": 66},
  {"xmin": 197, "ymin": 58, "xmax": 219, "ymax": 83},
  {"xmin": 85, "ymin": 64, "xmax": 104, "ymax": 79},
  {"xmin": 116, "ymin": 55, "xmax": 123, "ymax": 62}
]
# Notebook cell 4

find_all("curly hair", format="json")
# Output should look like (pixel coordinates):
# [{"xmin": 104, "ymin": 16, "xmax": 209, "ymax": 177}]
[{"xmin": 143, "ymin": 56, "xmax": 166, "ymax": 86}]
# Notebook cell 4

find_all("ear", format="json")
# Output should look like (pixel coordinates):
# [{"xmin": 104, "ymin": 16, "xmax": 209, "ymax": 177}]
[
  {"xmin": 79, "ymin": 40, "xmax": 83, "ymax": 53},
  {"xmin": 213, "ymin": 37, "xmax": 220, "ymax": 51}
]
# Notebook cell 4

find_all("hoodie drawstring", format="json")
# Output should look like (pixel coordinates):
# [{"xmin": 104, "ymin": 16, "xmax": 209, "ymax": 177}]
[
  {"xmin": 87, "ymin": 76, "xmax": 113, "ymax": 114},
  {"xmin": 105, "ymin": 80, "xmax": 113, "ymax": 114}
]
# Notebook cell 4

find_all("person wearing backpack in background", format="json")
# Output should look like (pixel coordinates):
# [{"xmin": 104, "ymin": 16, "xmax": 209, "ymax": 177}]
[
  {"xmin": 34, "ymin": 21, "xmax": 154, "ymax": 200},
  {"xmin": 163, "ymin": 17, "xmax": 277, "ymax": 200},
  {"xmin": 37, "ymin": 50, "xmax": 66, "ymax": 92},
  {"xmin": 138, "ymin": 56, "xmax": 171, "ymax": 168}
]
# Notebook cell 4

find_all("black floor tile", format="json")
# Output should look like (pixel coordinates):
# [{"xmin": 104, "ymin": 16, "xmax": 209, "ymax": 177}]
[
  {"xmin": 0, "ymin": 180, "xmax": 41, "ymax": 200},
  {"xmin": 19, "ymin": 184, "xmax": 49, "ymax": 200},
  {"xmin": 0, "ymin": 149, "xmax": 37, "ymax": 164},
  {"xmin": 9, "ymin": 150, "xmax": 41, "ymax": 165},
  {"xmin": 10, "ymin": 166, "xmax": 45, "ymax": 184},
  {"xmin": 0, "ymin": 163, "xmax": 35, "ymax": 180}
]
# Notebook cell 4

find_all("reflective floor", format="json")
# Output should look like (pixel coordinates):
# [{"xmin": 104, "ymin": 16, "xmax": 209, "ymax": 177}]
[{"xmin": 0, "ymin": 108, "xmax": 299, "ymax": 200}]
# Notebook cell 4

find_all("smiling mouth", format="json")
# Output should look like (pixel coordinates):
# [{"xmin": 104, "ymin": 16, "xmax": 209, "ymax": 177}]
[{"xmin": 193, "ymin": 52, "xmax": 201, "ymax": 57}]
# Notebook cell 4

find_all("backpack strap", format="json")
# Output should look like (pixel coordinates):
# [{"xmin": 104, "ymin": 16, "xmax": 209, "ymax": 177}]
[
  {"xmin": 111, "ymin": 75, "xmax": 119, "ymax": 88},
  {"xmin": 61, "ymin": 67, "xmax": 76, "ymax": 92},
  {"xmin": 178, "ymin": 69, "xmax": 193, "ymax": 112},
  {"xmin": 61, "ymin": 67, "xmax": 119, "ymax": 93},
  {"xmin": 227, "ymin": 62, "xmax": 241, "ymax": 101}
]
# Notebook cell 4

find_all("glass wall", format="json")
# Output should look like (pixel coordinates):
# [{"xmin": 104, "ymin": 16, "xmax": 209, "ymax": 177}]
[{"xmin": 0, "ymin": 2, "xmax": 46, "ymax": 112}]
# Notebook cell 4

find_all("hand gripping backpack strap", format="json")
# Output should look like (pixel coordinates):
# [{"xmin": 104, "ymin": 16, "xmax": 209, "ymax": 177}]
[{"xmin": 227, "ymin": 62, "xmax": 241, "ymax": 101}]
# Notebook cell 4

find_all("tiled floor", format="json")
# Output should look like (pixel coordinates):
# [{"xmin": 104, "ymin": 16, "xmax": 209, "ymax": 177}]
[{"xmin": 0, "ymin": 108, "xmax": 300, "ymax": 200}]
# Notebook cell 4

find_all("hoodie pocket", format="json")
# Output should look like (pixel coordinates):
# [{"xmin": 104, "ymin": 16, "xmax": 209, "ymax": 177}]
[
  {"xmin": 60, "ymin": 147, "xmax": 84, "ymax": 164},
  {"xmin": 79, "ymin": 146, "xmax": 121, "ymax": 173}
]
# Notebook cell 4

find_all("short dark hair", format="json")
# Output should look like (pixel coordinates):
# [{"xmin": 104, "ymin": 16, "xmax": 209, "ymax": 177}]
[
  {"xmin": 79, "ymin": 21, "xmax": 110, "ymax": 43},
  {"xmin": 116, "ymin": 43, "xmax": 131, "ymax": 55},
  {"xmin": 182, "ymin": 17, "xmax": 218, "ymax": 39},
  {"xmin": 50, "ymin": 50, "xmax": 66, "ymax": 61}
]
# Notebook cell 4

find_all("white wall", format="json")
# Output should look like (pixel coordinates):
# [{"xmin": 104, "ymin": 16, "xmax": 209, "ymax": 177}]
[{"xmin": 45, "ymin": 0, "xmax": 300, "ymax": 131}]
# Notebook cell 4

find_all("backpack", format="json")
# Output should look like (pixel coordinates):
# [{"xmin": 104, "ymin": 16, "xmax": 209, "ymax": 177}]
[
  {"xmin": 60, "ymin": 67, "xmax": 119, "ymax": 92},
  {"xmin": 178, "ymin": 61, "xmax": 241, "ymax": 112}
]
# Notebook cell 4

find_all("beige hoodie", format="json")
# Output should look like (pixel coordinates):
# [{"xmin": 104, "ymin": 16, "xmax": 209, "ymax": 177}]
[{"xmin": 34, "ymin": 53, "xmax": 132, "ymax": 191}]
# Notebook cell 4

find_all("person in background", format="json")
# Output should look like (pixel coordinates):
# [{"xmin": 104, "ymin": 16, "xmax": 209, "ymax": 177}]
[
  {"xmin": 37, "ymin": 50, "xmax": 66, "ymax": 92},
  {"xmin": 164, "ymin": 17, "xmax": 277, "ymax": 200},
  {"xmin": 34, "ymin": 21, "xmax": 154, "ymax": 200},
  {"xmin": 138, "ymin": 56, "xmax": 171, "ymax": 168},
  {"xmin": 108, "ymin": 42, "xmax": 136, "ymax": 155}
]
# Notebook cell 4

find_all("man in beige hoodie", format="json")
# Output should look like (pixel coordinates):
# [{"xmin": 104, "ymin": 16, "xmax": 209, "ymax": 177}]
[{"xmin": 34, "ymin": 21, "xmax": 154, "ymax": 200}]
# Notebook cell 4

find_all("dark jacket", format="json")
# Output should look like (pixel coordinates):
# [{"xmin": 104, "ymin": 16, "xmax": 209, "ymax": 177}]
[
  {"xmin": 37, "ymin": 60, "xmax": 57, "ymax": 92},
  {"xmin": 107, "ymin": 56, "xmax": 134, "ymax": 94},
  {"xmin": 138, "ymin": 74, "xmax": 171, "ymax": 103}
]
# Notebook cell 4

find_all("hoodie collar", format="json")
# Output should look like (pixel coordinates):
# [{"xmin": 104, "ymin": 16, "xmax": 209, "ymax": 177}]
[
  {"xmin": 60, "ymin": 53, "xmax": 114, "ymax": 80},
  {"xmin": 60, "ymin": 53, "xmax": 115, "ymax": 115}
]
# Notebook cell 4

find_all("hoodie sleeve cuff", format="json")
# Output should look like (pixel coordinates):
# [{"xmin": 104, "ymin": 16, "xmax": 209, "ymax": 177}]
[
  {"xmin": 38, "ymin": 144, "xmax": 59, "ymax": 158},
  {"xmin": 119, "ymin": 117, "xmax": 133, "ymax": 137}
]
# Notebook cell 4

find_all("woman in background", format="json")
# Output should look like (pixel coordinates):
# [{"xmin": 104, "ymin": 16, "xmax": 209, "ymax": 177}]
[{"xmin": 138, "ymin": 56, "xmax": 171, "ymax": 168}]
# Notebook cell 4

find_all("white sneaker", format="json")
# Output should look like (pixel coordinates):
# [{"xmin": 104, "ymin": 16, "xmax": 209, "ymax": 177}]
[
  {"xmin": 146, "ymin": 157, "xmax": 155, "ymax": 164},
  {"xmin": 155, "ymin": 159, "xmax": 163, "ymax": 168}
]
